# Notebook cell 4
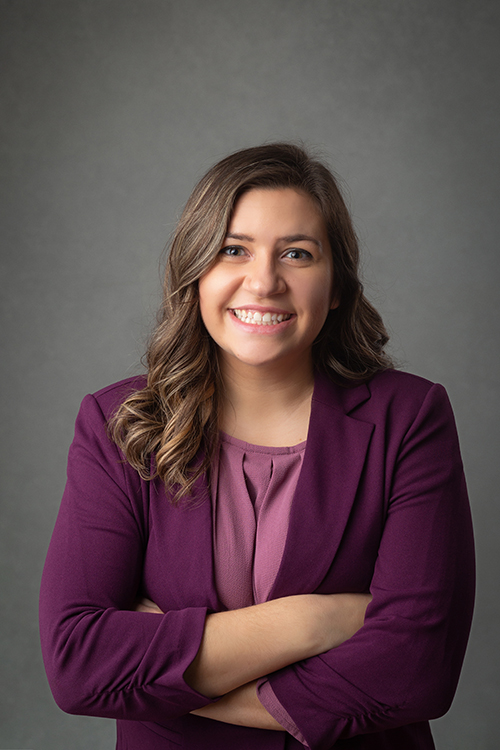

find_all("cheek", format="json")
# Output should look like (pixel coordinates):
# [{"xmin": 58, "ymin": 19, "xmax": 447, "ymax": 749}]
[
  {"xmin": 197, "ymin": 278, "xmax": 215, "ymax": 332},
  {"xmin": 198, "ymin": 271, "xmax": 219, "ymax": 309},
  {"xmin": 199, "ymin": 266, "xmax": 232, "ymax": 301},
  {"xmin": 308, "ymin": 275, "xmax": 335, "ymax": 316},
  {"xmin": 198, "ymin": 269, "xmax": 233, "ymax": 332}
]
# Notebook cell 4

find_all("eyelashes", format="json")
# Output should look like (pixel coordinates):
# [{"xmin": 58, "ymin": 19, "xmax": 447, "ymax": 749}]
[
  {"xmin": 283, "ymin": 249, "xmax": 313, "ymax": 260},
  {"xmin": 220, "ymin": 246, "xmax": 313, "ymax": 261},
  {"xmin": 220, "ymin": 245, "xmax": 245, "ymax": 257}
]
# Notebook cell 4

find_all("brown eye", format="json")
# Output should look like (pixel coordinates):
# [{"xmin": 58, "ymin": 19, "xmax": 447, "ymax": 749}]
[
  {"xmin": 220, "ymin": 246, "xmax": 245, "ymax": 257},
  {"xmin": 284, "ymin": 249, "xmax": 313, "ymax": 260}
]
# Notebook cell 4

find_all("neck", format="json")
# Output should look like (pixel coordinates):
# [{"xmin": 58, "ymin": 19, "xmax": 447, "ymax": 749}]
[{"xmin": 219, "ymin": 356, "xmax": 315, "ymax": 446}]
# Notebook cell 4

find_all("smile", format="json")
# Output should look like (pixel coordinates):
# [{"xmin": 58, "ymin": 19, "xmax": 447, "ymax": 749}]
[{"xmin": 232, "ymin": 309, "xmax": 292, "ymax": 326}]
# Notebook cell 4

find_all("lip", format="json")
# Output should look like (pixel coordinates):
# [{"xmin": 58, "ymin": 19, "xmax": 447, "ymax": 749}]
[{"xmin": 228, "ymin": 307, "xmax": 296, "ymax": 334}]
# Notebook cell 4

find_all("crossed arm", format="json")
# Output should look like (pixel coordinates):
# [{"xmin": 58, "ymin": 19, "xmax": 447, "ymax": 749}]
[{"xmin": 137, "ymin": 592, "xmax": 372, "ymax": 730}]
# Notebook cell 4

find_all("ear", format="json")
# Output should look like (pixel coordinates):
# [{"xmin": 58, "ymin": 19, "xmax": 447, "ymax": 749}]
[{"xmin": 330, "ymin": 294, "xmax": 340, "ymax": 311}]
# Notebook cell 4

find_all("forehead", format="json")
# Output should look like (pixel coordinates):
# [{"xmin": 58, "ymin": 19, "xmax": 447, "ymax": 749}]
[{"xmin": 229, "ymin": 187, "xmax": 327, "ymax": 234}]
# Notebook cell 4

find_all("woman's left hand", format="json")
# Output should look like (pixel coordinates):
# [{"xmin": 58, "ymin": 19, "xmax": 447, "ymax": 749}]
[
  {"xmin": 191, "ymin": 680, "xmax": 284, "ymax": 731},
  {"xmin": 135, "ymin": 597, "xmax": 164, "ymax": 614}
]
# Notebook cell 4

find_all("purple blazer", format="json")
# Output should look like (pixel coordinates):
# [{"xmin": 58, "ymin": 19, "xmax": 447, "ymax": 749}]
[{"xmin": 39, "ymin": 369, "xmax": 475, "ymax": 749}]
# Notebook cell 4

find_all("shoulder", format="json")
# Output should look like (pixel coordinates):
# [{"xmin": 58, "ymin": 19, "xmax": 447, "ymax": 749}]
[
  {"xmin": 318, "ymin": 368, "xmax": 453, "ymax": 425},
  {"xmin": 362, "ymin": 369, "xmax": 454, "ymax": 431},
  {"xmin": 368, "ymin": 368, "xmax": 450, "ymax": 404},
  {"xmin": 67, "ymin": 379, "xmax": 149, "ymax": 505},
  {"xmin": 73, "ymin": 375, "xmax": 147, "ymax": 434},
  {"xmin": 90, "ymin": 375, "xmax": 147, "ymax": 419},
  {"xmin": 368, "ymin": 368, "xmax": 437, "ymax": 401}
]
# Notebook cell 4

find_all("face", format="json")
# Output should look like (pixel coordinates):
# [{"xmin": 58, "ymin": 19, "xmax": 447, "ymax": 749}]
[{"xmin": 198, "ymin": 187, "xmax": 338, "ymax": 376}]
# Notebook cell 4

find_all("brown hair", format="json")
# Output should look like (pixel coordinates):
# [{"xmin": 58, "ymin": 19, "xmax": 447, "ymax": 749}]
[{"xmin": 109, "ymin": 143, "xmax": 392, "ymax": 501}]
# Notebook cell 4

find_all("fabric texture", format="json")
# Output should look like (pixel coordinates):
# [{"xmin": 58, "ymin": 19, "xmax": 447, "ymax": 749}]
[
  {"xmin": 212, "ymin": 432, "xmax": 305, "ymax": 609},
  {"xmin": 212, "ymin": 433, "xmax": 308, "ymax": 743},
  {"xmin": 39, "ymin": 369, "xmax": 475, "ymax": 749}
]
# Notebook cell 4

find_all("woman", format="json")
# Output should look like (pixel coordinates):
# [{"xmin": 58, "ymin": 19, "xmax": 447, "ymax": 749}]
[{"xmin": 40, "ymin": 143, "xmax": 475, "ymax": 749}]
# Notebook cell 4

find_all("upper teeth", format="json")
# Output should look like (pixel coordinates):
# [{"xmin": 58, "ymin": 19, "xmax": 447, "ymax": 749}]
[{"xmin": 233, "ymin": 310, "xmax": 291, "ymax": 325}]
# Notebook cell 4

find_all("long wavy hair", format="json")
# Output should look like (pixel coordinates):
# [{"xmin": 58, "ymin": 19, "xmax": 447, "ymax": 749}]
[{"xmin": 109, "ymin": 143, "xmax": 392, "ymax": 501}]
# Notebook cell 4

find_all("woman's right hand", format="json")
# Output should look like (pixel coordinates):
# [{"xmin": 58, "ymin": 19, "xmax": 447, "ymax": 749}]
[{"xmin": 304, "ymin": 592, "xmax": 372, "ymax": 653}]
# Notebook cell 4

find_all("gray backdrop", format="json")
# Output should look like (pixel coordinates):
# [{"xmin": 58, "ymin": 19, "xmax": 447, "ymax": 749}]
[{"xmin": 1, "ymin": 1, "xmax": 498, "ymax": 748}]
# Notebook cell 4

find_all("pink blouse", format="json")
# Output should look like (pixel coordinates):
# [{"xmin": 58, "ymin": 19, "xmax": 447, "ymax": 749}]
[{"xmin": 211, "ymin": 432, "xmax": 309, "ymax": 746}]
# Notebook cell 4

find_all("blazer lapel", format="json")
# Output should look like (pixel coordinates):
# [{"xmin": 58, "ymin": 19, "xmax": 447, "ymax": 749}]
[{"xmin": 269, "ymin": 373, "xmax": 374, "ymax": 598}]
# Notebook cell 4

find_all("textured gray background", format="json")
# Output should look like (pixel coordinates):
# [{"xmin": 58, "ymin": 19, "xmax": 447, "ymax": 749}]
[{"xmin": 1, "ymin": 1, "xmax": 499, "ymax": 748}]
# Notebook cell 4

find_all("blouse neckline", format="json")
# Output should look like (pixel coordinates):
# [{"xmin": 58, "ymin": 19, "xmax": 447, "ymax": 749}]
[{"xmin": 219, "ymin": 431, "xmax": 307, "ymax": 455}]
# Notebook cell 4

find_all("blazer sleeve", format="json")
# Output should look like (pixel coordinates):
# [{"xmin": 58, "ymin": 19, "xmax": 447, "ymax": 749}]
[
  {"xmin": 39, "ymin": 394, "xmax": 213, "ymax": 722},
  {"xmin": 267, "ymin": 383, "xmax": 475, "ymax": 749}
]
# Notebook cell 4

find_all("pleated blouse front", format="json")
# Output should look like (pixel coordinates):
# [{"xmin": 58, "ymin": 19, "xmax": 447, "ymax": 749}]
[
  {"xmin": 210, "ymin": 431, "xmax": 309, "ymax": 746},
  {"xmin": 211, "ymin": 431, "xmax": 307, "ymax": 610}
]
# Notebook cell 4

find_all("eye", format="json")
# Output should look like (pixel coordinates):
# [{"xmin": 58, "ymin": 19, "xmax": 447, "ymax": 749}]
[
  {"xmin": 220, "ymin": 245, "xmax": 245, "ymax": 257},
  {"xmin": 284, "ymin": 248, "xmax": 313, "ymax": 260}
]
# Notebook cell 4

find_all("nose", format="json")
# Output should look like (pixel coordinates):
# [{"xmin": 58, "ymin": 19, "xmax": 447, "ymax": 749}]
[{"xmin": 243, "ymin": 254, "xmax": 286, "ymax": 297}]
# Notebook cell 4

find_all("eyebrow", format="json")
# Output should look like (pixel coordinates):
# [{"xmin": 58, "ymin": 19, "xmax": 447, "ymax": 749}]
[
  {"xmin": 225, "ymin": 232, "xmax": 321, "ymax": 248},
  {"xmin": 225, "ymin": 232, "xmax": 255, "ymax": 242}
]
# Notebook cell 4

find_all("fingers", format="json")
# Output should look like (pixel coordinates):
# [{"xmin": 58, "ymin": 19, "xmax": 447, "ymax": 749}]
[{"xmin": 135, "ymin": 597, "xmax": 164, "ymax": 614}]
